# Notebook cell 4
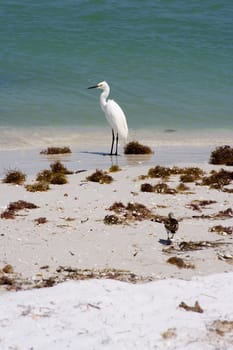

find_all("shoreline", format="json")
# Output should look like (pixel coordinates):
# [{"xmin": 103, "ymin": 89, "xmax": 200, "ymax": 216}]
[
  {"xmin": 0, "ymin": 125, "xmax": 232, "ymax": 178},
  {"xmin": 0, "ymin": 125, "xmax": 232, "ymax": 150},
  {"xmin": 0, "ymin": 144, "xmax": 219, "ymax": 180}
]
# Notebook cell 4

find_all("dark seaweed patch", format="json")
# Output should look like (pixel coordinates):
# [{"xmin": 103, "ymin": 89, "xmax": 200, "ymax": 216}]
[
  {"xmin": 1, "ymin": 200, "xmax": 38, "ymax": 219},
  {"xmin": 86, "ymin": 169, "xmax": 113, "ymax": 184},
  {"xmin": 107, "ymin": 201, "xmax": 154, "ymax": 223},
  {"xmin": 103, "ymin": 214, "xmax": 122, "ymax": 225},
  {"xmin": 40, "ymin": 146, "xmax": 71, "ymax": 155},
  {"xmin": 140, "ymin": 182, "xmax": 177, "ymax": 194},
  {"xmin": 201, "ymin": 169, "xmax": 233, "ymax": 189},
  {"xmin": 167, "ymin": 256, "xmax": 195, "ymax": 269},
  {"xmin": 2, "ymin": 169, "xmax": 26, "ymax": 185},
  {"xmin": 209, "ymin": 225, "xmax": 233, "ymax": 235},
  {"xmin": 25, "ymin": 182, "xmax": 50, "ymax": 192},
  {"xmin": 124, "ymin": 141, "xmax": 153, "ymax": 155},
  {"xmin": 35, "ymin": 217, "xmax": 48, "ymax": 225},
  {"xmin": 140, "ymin": 183, "xmax": 155, "ymax": 192},
  {"xmin": 209, "ymin": 145, "xmax": 233, "ymax": 166},
  {"xmin": 186, "ymin": 200, "xmax": 217, "ymax": 211},
  {"xmin": 35, "ymin": 161, "xmax": 72, "ymax": 186},
  {"xmin": 146, "ymin": 166, "xmax": 204, "ymax": 182}
]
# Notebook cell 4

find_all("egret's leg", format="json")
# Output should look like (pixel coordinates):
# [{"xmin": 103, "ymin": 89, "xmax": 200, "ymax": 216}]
[
  {"xmin": 115, "ymin": 133, "xmax": 119, "ymax": 156},
  {"xmin": 110, "ymin": 129, "xmax": 115, "ymax": 155}
]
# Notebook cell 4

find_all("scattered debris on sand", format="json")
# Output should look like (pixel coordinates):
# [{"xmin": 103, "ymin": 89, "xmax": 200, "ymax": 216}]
[
  {"xmin": 1, "ymin": 267, "xmax": 153, "ymax": 291},
  {"xmin": 186, "ymin": 199, "xmax": 217, "ymax": 211},
  {"xmin": 192, "ymin": 208, "xmax": 233, "ymax": 220},
  {"xmin": 1, "ymin": 200, "xmax": 39, "ymax": 219},
  {"xmin": 34, "ymin": 217, "xmax": 48, "ymax": 225},
  {"xmin": 161, "ymin": 328, "xmax": 177, "ymax": 340},
  {"xmin": 179, "ymin": 300, "xmax": 204, "ymax": 313},
  {"xmin": 107, "ymin": 201, "xmax": 154, "ymax": 223},
  {"xmin": 210, "ymin": 320, "xmax": 233, "ymax": 336},
  {"xmin": 166, "ymin": 256, "xmax": 195, "ymax": 269},
  {"xmin": 162, "ymin": 240, "xmax": 229, "ymax": 254},
  {"xmin": 209, "ymin": 225, "xmax": 233, "ymax": 235}
]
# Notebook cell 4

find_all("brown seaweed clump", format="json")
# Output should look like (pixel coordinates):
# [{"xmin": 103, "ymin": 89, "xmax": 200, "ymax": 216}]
[
  {"xmin": 124, "ymin": 141, "xmax": 153, "ymax": 155},
  {"xmin": 176, "ymin": 183, "xmax": 190, "ymax": 192},
  {"xmin": 211, "ymin": 320, "xmax": 233, "ymax": 336},
  {"xmin": 147, "ymin": 166, "xmax": 204, "ymax": 182},
  {"xmin": 35, "ymin": 161, "xmax": 73, "ymax": 185},
  {"xmin": 178, "ymin": 240, "xmax": 227, "ymax": 251},
  {"xmin": 40, "ymin": 146, "xmax": 71, "ymax": 155},
  {"xmin": 179, "ymin": 301, "xmax": 204, "ymax": 313},
  {"xmin": 141, "ymin": 183, "xmax": 155, "ymax": 192},
  {"xmin": 161, "ymin": 329, "xmax": 177, "ymax": 340},
  {"xmin": 50, "ymin": 173, "xmax": 67, "ymax": 185},
  {"xmin": 0, "ymin": 265, "xmax": 20, "ymax": 290},
  {"xmin": 103, "ymin": 214, "xmax": 122, "ymax": 225},
  {"xmin": 141, "ymin": 181, "xmax": 177, "ymax": 194},
  {"xmin": 34, "ymin": 217, "xmax": 48, "ymax": 225},
  {"xmin": 25, "ymin": 181, "xmax": 50, "ymax": 192},
  {"xmin": 86, "ymin": 169, "xmax": 113, "ymax": 184},
  {"xmin": 192, "ymin": 208, "xmax": 233, "ymax": 220},
  {"xmin": 107, "ymin": 201, "xmax": 154, "ymax": 223},
  {"xmin": 179, "ymin": 167, "xmax": 204, "ymax": 182},
  {"xmin": 209, "ymin": 225, "xmax": 233, "ymax": 235},
  {"xmin": 50, "ymin": 161, "xmax": 73, "ymax": 175},
  {"xmin": 1, "ymin": 200, "xmax": 39, "ymax": 219},
  {"xmin": 209, "ymin": 145, "xmax": 233, "ymax": 166},
  {"xmin": 201, "ymin": 169, "xmax": 233, "ymax": 189},
  {"xmin": 108, "ymin": 202, "xmax": 126, "ymax": 213},
  {"xmin": 2, "ymin": 169, "xmax": 26, "ymax": 185},
  {"xmin": 185, "ymin": 199, "xmax": 217, "ymax": 211},
  {"xmin": 167, "ymin": 256, "xmax": 195, "ymax": 269},
  {"xmin": 148, "ymin": 166, "xmax": 172, "ymax": 179},
  {"xmin": 154, "ymin": 183, "xmax": 177, "ymax": 194},
  {"xmin": 2, "ymin": 264, "xmax": 14, "ymax": 274}
]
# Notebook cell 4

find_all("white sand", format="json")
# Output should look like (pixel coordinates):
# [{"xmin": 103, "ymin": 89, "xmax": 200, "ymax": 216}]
[
  {"xmin": 0, "ymin": 145, "xmax": 233, "ymax": 349},
  {"xmin": 0, "ymin": 273, "xmax": 233, "ymax": 349},
  {"xmin": 0, "ymin": 162, "xmax": 232, "ymax": 280}
]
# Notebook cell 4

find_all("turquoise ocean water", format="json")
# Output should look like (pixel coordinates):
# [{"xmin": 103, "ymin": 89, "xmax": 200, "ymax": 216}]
[{"xmin": 0, "ymin": 0, "xmax": 232, "ymax": 150}]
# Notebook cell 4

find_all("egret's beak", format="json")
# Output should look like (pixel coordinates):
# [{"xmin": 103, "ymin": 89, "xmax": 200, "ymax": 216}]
[{"xmin": 88, "ymin": 84, "xmax": 98, "ymax": 89}]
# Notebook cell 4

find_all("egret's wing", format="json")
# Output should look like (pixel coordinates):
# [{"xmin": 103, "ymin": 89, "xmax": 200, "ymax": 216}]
[{"xmin": 105, "ymin": 99, "xmax": 128, "ymax": 140}]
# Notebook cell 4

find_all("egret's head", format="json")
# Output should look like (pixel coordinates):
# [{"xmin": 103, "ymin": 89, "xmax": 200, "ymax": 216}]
[{"xmin": 88, "ymin": 81, "xmax": 109, "ymax": 90}]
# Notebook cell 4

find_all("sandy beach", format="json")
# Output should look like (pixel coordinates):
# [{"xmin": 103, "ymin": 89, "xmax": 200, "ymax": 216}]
[{"xmin": 0, "ymin": 143, "xmax": 233, "ymax": 349}]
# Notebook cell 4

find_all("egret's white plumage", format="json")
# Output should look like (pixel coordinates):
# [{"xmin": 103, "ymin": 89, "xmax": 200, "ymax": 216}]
[{"xmin": 88, "ymin": 81, "xmax": 128, "ymax": 155}]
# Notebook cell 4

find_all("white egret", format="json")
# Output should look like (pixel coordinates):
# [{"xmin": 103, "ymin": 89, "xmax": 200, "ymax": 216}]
[
  {"xmin": 88, "ymin": 81, "xmax": 128, "ymax": 155},
  {"xmin": 164, "ymin": 212, "xmax": 179, "ymax": 241}
]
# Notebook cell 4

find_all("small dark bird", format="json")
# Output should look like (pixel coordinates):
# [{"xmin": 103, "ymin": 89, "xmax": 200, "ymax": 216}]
[{"xmin": 164, "ymin": 212, "xmax": 179, "ymax": 241}]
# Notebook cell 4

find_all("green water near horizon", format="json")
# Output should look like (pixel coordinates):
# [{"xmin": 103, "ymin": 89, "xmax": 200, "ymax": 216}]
[{"xmin": 0, "ymin": 0, "xmax": 232, "ymax": 141}]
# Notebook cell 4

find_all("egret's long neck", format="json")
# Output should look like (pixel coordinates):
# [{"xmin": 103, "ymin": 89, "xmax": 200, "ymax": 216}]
[{"xmin": 100, "ymin": 85, "xmax": 110, "ymax": 112}]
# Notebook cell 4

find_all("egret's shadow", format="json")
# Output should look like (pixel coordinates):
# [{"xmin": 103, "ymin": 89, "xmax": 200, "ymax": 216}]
[
  {"xmin": 80, "ymin": 151, "xmax": 121, "ymax": 157},
  {"xmin": 159, "ymin": 238, "xmax": 172, "ymax": 246}
]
